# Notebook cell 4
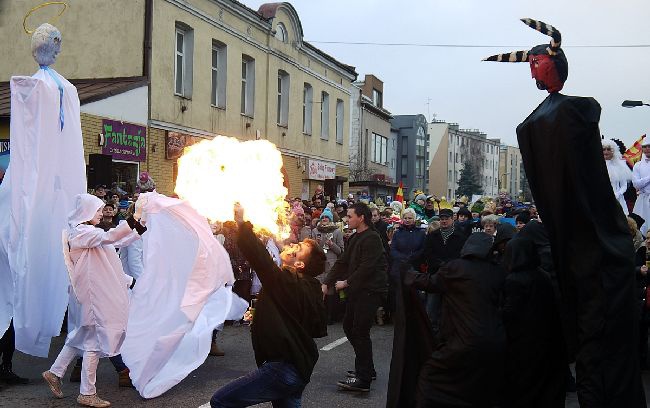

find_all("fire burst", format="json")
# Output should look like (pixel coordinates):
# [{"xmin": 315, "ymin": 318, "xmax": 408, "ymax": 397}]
[{"xmin": 174, "ymin": 136, "xmax": 289, "ymax": 239}]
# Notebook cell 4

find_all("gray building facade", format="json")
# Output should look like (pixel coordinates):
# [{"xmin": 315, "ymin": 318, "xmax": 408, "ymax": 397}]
[{"xmin": 391, "ymin": 114, "xmax": 429, "ymax": 199}]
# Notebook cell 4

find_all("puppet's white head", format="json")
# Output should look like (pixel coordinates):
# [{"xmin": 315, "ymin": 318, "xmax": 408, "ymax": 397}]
[{"xmin": 31, "ymin": 23, "xmax": 61, "ymax": 67}]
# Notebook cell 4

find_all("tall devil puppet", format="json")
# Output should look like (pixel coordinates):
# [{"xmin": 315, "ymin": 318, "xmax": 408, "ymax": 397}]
[{"xmin": 484, "ymin": 18, "xmax": 646, "ymax": 407}]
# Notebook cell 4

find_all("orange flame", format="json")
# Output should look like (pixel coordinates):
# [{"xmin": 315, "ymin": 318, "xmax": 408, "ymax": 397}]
[{"xmin": 174, "ymin": 136, "xmax": 289, "ymax": 239}]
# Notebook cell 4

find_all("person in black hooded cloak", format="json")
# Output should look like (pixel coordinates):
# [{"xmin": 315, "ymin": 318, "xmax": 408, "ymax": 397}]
[
  {"xmin": 388, "ymin": 233, "xmax": 506, "ymax": 408},
  {"xmin": 484, "ymin": 18, "xmax": 645, "ymax": 407},
  {"xmin": 501, "ymin": 237, "xmax": 566, "ymax": 408}
]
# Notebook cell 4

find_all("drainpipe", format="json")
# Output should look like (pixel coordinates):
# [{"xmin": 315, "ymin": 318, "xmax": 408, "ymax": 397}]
[{"xmin": 144, "ymin": 0, "xmax": 153, "ymax": 173}]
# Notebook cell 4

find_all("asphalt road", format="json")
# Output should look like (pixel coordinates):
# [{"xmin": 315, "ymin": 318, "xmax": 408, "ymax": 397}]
[{"xmin": 1, "ymin": 321, "xmax": 648, "ymax": 407}]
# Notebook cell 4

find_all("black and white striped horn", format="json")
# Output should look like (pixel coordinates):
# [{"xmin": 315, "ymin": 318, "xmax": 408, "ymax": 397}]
[
  {"xmin": 520, "ymin": 18, "xmax": 562, "ymax": 55},
  {"xmin": 482, "ymin": 50, "xmax": 529, "ymax": 63}
]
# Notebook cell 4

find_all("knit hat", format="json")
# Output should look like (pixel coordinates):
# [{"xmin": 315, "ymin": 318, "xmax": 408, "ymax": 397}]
[
  {"xmin": 320, "ymin": 208, "xmax": 334, "ymax": 221},
  {"xmin": 415, "ymin": 194, "xmax": 427, "ymax": 202}
]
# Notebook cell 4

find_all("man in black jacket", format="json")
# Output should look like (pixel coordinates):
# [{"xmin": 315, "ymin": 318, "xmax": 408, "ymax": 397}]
[
  {"xmin": 413, "ymin": 208, "xmax": 468, "ymax": 329},
  {"xmin": 210, "ymin": 205, "xmax": 328, "ymax": 407},
  {"xmin": 324, "ymin": 202, "xmax": 388, "ymax": 392}
]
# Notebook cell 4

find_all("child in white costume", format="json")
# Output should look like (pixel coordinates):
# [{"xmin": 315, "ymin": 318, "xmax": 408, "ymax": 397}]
[{"xmin": 42, "ymin": 194, "xmax": 142, "ymax": 407}]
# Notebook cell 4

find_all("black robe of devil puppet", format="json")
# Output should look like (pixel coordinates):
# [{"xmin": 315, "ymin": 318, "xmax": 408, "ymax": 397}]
[{"xmin": 517, "ymin": 93, "xmax": 646, "ymax": 407}]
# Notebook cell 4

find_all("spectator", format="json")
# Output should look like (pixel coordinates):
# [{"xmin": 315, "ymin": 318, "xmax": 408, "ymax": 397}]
[
  {"xmin": 96, "ymin": 203, "xmax": 116, "ymax": 231},
  {"xmin": 312, "ymin": 208, "xmax": 344, "ymax": 323},
  {"xmin": 413, "ymin": 208, "xmax": 468, "ymax": 329},
  {"xmin": 93, "ymin": 185, "xmax": 108, "ymax": 203},
  {"xmin": 326, "ymin": 203, "xmax": 388, "ymax": 392},
  {"xmin": 515, "ymin": 211, "xmax": 531, "ymax": 231},
  {"xmin": 482, "ymin": 214, "xmax": 500, "ymax": 237}
]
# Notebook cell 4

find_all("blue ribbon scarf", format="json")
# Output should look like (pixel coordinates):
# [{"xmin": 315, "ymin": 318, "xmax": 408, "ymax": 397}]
[{"xmin": 39, "ymin": 65, "xmax": 64, "ymax": 131}]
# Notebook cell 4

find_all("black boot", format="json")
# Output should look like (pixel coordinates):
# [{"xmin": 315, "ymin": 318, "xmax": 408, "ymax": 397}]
[{"xmin": 0, "ymin": 363, "xmax": 28, "ymax": 385}]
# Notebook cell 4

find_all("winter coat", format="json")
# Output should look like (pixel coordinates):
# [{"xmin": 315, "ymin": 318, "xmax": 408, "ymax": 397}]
[
  {"xmin": 402, "ymin": 233, "xmax": 507, "ymax": 407},
  {"xmin": 501, "ymin": 237, "xmax": 566, "ymax": 408},
  {"xmin": 413, "ymin": 227, "xmax": 467, "ymax": 274},
  {"xmin": 327, "ymin": 227, "xmax": 388, "ymax": 296},
  {"xmin": 389, "ymin": 224, "xmax": 426, "ymax": 277},
  {"xmin": 311, "ymin": 223, "xmax": 344, "ymax": 283}
]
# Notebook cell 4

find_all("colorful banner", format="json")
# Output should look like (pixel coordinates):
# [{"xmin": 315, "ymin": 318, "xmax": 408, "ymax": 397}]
[{"xmin": 102, "ymin": 119, "xmax": 147, "ymax": 162}]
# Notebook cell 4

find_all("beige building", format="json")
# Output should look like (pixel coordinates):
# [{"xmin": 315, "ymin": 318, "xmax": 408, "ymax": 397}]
[
  {"xmin": 0, "ymin": 0, "xmax": 356, "ymax": 199},
  {"xmin": 427, "ymin": 120, "xmax": 449, "ymax": 197},
  {"xmin": 348, "ymin": 74, "xmax": 396, "ymax": 200},
  {"xmin": 499, "ymin": 144, "xmax": 523, "ymax": 199}
]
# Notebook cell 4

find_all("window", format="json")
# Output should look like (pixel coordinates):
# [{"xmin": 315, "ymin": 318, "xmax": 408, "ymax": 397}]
[
  {"xmin": 449, "ymin": 151, "xmax": 452, "ymax": 162},
  {"xmin": 241, "ymin": 55, "xmax": 255, "ymax": 116},
  {"xmin": 303, "ymin": 83, "xmax": 313, "ymax": 134},
  {"xmin": 455, "ymin": 153, "xmax": 458, "ymax": 163},
  {"xmin": 275, "ymin": 23, "xmax": 288, "ymax": 43},
  {"xmin": 401, "ymin": 160, "xmax": 408, "ymax": 177},
  {"xmin": 372, "ymin": 89, "xmax": 382, "ymax": 108},
  {"xmin": 320, "ymin": 91, "xmax": 329, "ymax": 140},
  {"xmin": 175, "ymin": 24, "xmax": 194, "ymax": 97},
  {"xmin": 277, "ymin": 70, "xmax": 289, "ymax": 126},
  {"xmin": 448, "ymin": 170, "xmax": 452, "ymax": 181},
  {"xmin": 402, "ymin": 137, "xmax": 408, "ymax": 156},
  {"xmin": 372, "ymin": 133, "xmax": 388, "ymax": 164},
  {"xmin": 391, "ymin": 159, "xmax": 395, "ymax": 169},
  {"xmin": 336, "ymin": 99, "xmax": 344, "ymax": 144},
  {"xmin": 211, "ymin": 40, "xmax": 226, "ymax": 108}
]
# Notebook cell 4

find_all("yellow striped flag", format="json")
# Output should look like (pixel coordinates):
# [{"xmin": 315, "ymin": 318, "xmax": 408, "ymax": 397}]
[{"xmin": 623, "ymin": 134, "xmax": 646, "ymax": 168}]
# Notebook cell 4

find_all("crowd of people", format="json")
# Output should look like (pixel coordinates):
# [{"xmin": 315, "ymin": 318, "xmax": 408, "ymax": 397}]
[{"xmin": 2, "ymin": 148, "xmax": 649, "ymax": 407}]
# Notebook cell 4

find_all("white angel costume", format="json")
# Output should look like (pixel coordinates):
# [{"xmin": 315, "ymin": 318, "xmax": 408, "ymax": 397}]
[
  {"xmin": 49, "ymin": 194, "xmax": 140, "ymax": 396},
  {"xmin": 0, "ymin": 23, "xmax": 86, "ymax": 355},
  {"xmin": 121, "ymin": 192, "xmax": 247, "ymax": 398},
  {"xmin": 602, "ymin": 139, "xmax": 633, "ymax": 215}
]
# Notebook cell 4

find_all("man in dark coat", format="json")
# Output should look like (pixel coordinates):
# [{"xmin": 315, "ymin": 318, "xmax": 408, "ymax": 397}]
[
  {"xmin": 484, "ymin": 18, "xmax": 645, "ymax": 407},
  {"xmin": 325, "ymin": 202, "xmax": 388, "ymax": 392},
  {"xmin": 392, "ymin": 233, "xmax": 506, "ymax": 407},
  {"xmin": 502, "ymin": 237, "xmax": 566, "ymax": 408},
  {"xmin": 210, "ymin": 205, "xmax": 328, "ymax": 407}
]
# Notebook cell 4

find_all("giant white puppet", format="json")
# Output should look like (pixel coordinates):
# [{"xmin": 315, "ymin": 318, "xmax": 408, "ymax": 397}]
[
  {"xmin": 0, "ymin": 19, "xmax": 86, "ymax": 356},
  {"xmin": 121, "ymin": 192, "xmax": 247, "ymax": 398}
]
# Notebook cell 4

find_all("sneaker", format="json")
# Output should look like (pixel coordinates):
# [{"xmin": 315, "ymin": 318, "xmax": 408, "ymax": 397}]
[
  {"xmin": 77, "ymin": 393, "xmax": 111, "ymax": 407},
  {"xmin": 118, "ymin": 368, "xmax": 134, "ymax": 388},
  {"xmin": 70, "ymin": 364, "xmax": 81, "ymax": 383},
  {"xmin": 346, "ymin": 370, "xmax": 377, "ymax": 380},
  {"xmin": 209, "ymin": 341, "xmax": 225, "ymax": 357},
  {"xmin": 0, "ymin": 364, "xmax": 28, "ymax": 384},
  {"xmin": 42, "ymin": 371, "xmax": 63, "ymax": 398},
  {"xmin": 337, "ymin": 377, "xmax": 370, "ymax": 392}
]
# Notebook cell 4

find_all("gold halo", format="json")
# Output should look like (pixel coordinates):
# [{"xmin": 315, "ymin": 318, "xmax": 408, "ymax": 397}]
[{"xmin": 23, "ymin": 2, "xmax": 68, "ymax": 35}]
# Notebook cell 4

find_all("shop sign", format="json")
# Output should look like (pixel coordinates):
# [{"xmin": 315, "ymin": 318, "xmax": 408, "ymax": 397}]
[
  {"xmin": 308, "ymin": 159, "xmax": 336, "ymax": 180},
  {"xmin": 101, "ymin": 119, "xmax": 146, "ymax": 162},
  {"xmin": 166, "ymin": 131, "xmax": 205, "ymax": 160},
  {"xmin": 0, "ymin": 139, "xmax": 9, "ymax": 171}
]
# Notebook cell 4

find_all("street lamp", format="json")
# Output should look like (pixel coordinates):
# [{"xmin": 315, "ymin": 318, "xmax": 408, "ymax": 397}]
[{"xmin": 622, "ymin": 100, "xmax": 650, "ymax": 108}]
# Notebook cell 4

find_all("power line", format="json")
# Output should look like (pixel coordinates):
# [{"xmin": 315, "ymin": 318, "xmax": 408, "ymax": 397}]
[{"xmin": 307, "ymin": 40, "xmax": 650, "ymax": 48}]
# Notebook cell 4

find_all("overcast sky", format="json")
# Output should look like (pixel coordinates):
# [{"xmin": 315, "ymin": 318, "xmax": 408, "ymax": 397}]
[{"xmin": 247, "ymin": 0, "xmax": 650, "ymax": 148}]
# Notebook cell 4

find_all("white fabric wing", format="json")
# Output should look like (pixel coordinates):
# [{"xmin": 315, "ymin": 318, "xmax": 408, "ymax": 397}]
[
  {"xmin": 0, "ymin": 69, "xmax": 86, "ymax": 352},
  {"xmin": 121, "ymin": 192, "xmax": 244, "ymax": 398}
]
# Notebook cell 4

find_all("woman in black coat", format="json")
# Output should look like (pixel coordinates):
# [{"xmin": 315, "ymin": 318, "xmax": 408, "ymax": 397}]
[{"xmin": 501, "ymin": 237, "xmax": 566, "ymax": 408}]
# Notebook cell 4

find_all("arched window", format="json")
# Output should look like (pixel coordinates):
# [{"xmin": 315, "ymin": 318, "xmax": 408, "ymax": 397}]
[{"xmin": 275, "ymin": 23, "xmax": 288, "ymax": 43}]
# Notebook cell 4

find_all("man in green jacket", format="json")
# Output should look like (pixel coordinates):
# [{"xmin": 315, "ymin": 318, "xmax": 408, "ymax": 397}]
[
  {"xmin": 210, "ymin": 205, "xmax": 328, "ymax": 407},
  {"xmin": 325, "ymin": 202, "xmax": 388, "ymax": 392}
]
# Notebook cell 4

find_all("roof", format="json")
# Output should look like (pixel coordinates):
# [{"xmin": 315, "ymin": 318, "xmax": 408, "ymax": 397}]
[
  {"xmin": 0, "ymin": 76, "xmax": 148, "ymax": 117},
  {"xmin": 256, "ymin": 2, "xmax": 357, "ymax": 77}
]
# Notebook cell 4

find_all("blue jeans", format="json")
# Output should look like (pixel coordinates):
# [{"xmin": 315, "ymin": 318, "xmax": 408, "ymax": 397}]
[{"xmin": 210, "ymin": 361, "xmax": 306, "ymax": 408}]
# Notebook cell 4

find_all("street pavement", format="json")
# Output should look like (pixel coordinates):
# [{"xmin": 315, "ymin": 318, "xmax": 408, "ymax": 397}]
[{"xmin": 1, "ymin": 321, "xmax": 649, "ymax": 407}]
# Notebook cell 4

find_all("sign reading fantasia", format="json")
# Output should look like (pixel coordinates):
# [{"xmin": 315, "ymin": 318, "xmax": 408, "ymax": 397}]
[{"xmin": 102, "ymin": 119, "xmax": 147, "ymax": 162}]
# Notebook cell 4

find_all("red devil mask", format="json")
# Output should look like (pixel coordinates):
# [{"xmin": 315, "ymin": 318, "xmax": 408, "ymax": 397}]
[{"xmin": 529, "ymin": 54, "xmax": 564, "ymax": 93}]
